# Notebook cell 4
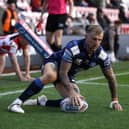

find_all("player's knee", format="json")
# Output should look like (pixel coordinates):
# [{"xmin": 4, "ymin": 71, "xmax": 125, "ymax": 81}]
[{"xmin": 46, "ymin": 72, "xmax": 57, "ymax": 82}]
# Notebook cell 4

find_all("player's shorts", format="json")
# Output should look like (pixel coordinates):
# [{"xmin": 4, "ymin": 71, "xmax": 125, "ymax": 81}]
[
  {"xmin": 43, "ymin": 54, "xmax": 76, "ymax": 85},
  {"xmin": 46, "ymin": 14, "xmax": 67, "ymax": 32}
]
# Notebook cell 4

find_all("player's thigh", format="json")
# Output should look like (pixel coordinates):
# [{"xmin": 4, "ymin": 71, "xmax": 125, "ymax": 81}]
[
  {"xmin": 55, "ymin": 82, "xmax": 80, "ymax": 98},
  {"xmin": 40, "ymin": 63, "xmax": 57, "ymax": 84}
]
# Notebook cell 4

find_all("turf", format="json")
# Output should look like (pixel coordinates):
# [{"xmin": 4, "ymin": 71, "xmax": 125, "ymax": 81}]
[{"xmin": 0, "ymin": 61, "xmax": 129, "ymax": 129}]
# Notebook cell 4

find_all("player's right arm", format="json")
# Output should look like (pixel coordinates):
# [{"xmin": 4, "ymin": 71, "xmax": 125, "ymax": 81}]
[
  {"xmin": 59, "ymin": 60, "xmax": 82, "ymax": 106},
  {"xmin": 59, "ymin": 47, "xmax": 82, "ymax": 106}
]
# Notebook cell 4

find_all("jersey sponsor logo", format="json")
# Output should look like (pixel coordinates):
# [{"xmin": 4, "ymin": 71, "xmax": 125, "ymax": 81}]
[
  {"xmin": 98, "ymin": 50, "xmax": 107, "ymax": 60},
  {"xmin": 70, "ymin": 46, "xmax": 80, "ymax": 56}
]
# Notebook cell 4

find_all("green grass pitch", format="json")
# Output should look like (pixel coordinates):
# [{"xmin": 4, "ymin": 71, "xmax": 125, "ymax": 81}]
[{"xmin": 0, "ymin": 61, "xmax": 129, "ymax": 129}]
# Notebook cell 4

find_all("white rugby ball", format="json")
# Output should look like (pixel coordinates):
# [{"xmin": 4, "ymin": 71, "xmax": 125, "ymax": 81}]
[{"xmin": 60, "ymin": 97, "xmax": 88, "ymax": 112}]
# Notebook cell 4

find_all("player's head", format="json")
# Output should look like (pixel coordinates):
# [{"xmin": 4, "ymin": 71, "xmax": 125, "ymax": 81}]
[
  {"xmin": 7, "ymin": 0, "xmax": 16, "ymax": 11},
  {"xmin": 85, "ymin": 25, "xmax": 104, "ymax": 51}
]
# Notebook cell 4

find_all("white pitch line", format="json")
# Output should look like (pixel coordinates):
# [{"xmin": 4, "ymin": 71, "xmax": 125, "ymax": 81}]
[
  {"xmin": 0, "ymin": 71, "xmax": 129, "ymax": 97},
  {"xmin": 79, "ymin": 81, "xmax": 129, "ymax": 87},
  {"xmin": 1, "ymin": 70, "xmax": 40, "ymax": 77},
  {"xmin": 0, "ymin": 85, "xmax": 53, "ymax": 97},
  {"xmin": 77, "ymin": 71, "xmax": 129, "ymax": 83}
]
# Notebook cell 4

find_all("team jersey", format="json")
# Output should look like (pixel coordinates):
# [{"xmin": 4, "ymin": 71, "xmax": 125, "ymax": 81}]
[
  {"xmin": 47, "ymin": 0, "xmax": 67, "ymax": 14},
  {"xmin": 45, "ymin": 39, "xmax": 111, "ymax": 77}
]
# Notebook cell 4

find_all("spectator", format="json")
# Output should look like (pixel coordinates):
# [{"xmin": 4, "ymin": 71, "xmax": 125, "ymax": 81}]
[
  {"xmin": 40, "ymin": 0, "xmax": 74, "ymax": 52},
  {"xmin": 106, "ymin": 0, "xmax": 121, "ymax": 9},
  {"xmin": 96, "ymin": 8, "xmax": 111, "ymax": 31},
  {"xmin": 2, "ymin": 1, "xmax": 18, "ymax": 34},
  {"xmin": 0, "ymin": 33, "xmax": 34, "ymax": 81},
  {"xmin": 85, "ymin": 13, "xmax": 98, "ymax": 26},
  {"xmin": 30, "ymin": 0, "xmax": 42, "ymax": 12},
  {"xmin": 110, "ymin": 0, "xmax": 121, "ymax": 9},
  {"xmin": 119, "ymin": 4, "xmax": 129, "ymax": 23},
  {"xmin": 101, "ymin": 20, "xmax": 122, "ymax": 62},
  {"xmin": 86, "ymin": 0, "xmax": 106, "ymax": 8}
]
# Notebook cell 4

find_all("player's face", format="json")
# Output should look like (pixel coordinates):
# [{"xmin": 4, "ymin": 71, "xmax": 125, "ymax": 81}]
[{"xmin": 86, "ymin": 32, "xmax": 103, "ymax": 52}]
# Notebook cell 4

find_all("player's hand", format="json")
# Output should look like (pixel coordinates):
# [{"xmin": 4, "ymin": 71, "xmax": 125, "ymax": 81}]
[
  {"xmin": 113, "ymin": 103, "xmax": 123, "ymax": 111},
  {"xmin": 110, "ymin": 101, "xmax": 123, "ymax": 111},
  {"xmin": 24, "ymin": 74, "xmax": 35, "ymax": 81},
  {"xmin": 69, "ymin": 90, "xmax": 83, "ymax": 106}
]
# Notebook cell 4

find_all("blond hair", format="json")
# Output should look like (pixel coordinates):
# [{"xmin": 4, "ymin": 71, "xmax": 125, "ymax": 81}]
[{"xmin": 85, "ymin": 25, "xmax": 104, "ymax": 35}]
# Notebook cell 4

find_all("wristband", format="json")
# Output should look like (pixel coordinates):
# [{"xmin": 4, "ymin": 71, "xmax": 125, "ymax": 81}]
[{"xmin": 109, "ymin": 100, "xmax": 119, "ymax": 109}]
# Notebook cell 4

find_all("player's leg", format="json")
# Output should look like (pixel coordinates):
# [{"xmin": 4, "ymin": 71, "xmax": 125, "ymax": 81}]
[
  {"xmin": 53, "ymin": 14, "xmax": 67, "ymax": 51},
  {"xmin": 36, "ymin": 82, "xmax": 78, "ymax": 107},
  {"xmin": 8, "ymin": 62, "xmax": 57, "ymax": 113},
  {"xmin": 23, "ymin": 82, "xmax": 88, "ymax": 112},
  {"xmin": 45, "ymin": 15, "xmax": 57, "ymax": 51},
  {"xmin": 46, "ymin": 30, "xmax": 61, "ymax": 52},
  {"xmin": 54, "ymin": 29, "xmax": 63, "ymax": 51},
  {"xmin": 23, "ymin": 82, "xmax": 80, "ymax": 107},
  {"xmin": 46, "ymin": 31, "xmax": 55, "ymax": 47}
]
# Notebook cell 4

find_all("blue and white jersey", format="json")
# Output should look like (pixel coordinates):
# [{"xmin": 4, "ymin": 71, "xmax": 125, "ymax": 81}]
[{"xmin": 45, "ymin": 38, "xmax": 111, "ymax": 77}]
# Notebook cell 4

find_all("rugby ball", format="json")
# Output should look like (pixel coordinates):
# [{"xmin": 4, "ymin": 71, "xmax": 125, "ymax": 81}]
[{"xmin": 60, "ymin": 97, "xmax": 88, "ymax": 112}]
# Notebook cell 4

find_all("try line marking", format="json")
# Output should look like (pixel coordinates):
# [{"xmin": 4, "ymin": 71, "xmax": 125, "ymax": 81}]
[{"xmin": 0, "ymin": 71, "xmax": 129, "ymax": 97}]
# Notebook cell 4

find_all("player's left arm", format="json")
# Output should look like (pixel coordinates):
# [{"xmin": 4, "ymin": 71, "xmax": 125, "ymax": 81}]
[{"xmin": 101, "ymin": 67, "xmax": 123, "ymax": 111}]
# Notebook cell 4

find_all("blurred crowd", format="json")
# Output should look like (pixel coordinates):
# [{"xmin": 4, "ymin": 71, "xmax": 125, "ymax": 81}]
[
  {"xmin": 0, "ymin": 0, "xmax": 129, "ymax": 63},
  {"xmin": 0, "ymin": 0, "xmax": 129, "ymax": 34}
]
